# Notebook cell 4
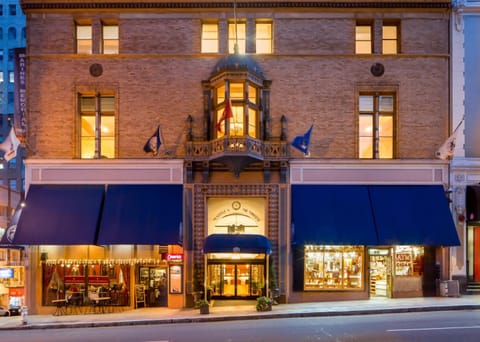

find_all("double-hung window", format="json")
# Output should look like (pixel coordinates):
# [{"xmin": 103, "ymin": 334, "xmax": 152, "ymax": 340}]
[
  {"xmin": 382, "ymin": 23, "xmax": 399, "ymax": 54},
  {"xmin": 201, "ymin": 22, "xmax": 219, "ymax": 53},
  {"xmin": 355, "ymin": 23, "xmax": 372, "ymax": 54},
  {"xmin": 228, "ymin": 22, "xmax": 246, "ymax": 54},
  {"xmin": 79, "ymin": 94, "xmax": 115, "ymax": 159},
  {"xmin": 256, "ymin": 21, "xmax": 272, "ymax": 54},
  {"xmin": 358, "ymin": 94, "xmax": 394, "ymax": 159},
  {"xmin": 76, "ymin": 24, "xmax": 92, "ymax": 54},
  {"xmin": 102, "ymin": 24, "xmax": 119, "ymax": 54}
]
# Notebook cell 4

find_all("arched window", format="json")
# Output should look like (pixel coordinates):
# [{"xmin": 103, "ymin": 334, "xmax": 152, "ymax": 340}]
[{"xmin": 8, "ymin": 27, "xmax": 16, "ymax": 40}]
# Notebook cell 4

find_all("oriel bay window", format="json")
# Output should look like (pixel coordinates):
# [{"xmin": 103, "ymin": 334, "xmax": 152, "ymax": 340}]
[
  {"xmin": 304, "ymin": 245, "xmax": 364, "ymax": 290},
  {"xmin": 215, "ymin": 81, "xmax": 259, "ymax": 138},
  {"xmin": 358, "ymin": 94, "xmax": 394, "ymax": 159},
  {"xmin": 80, "ymin": 94, "xmax": 115, "ymax": 159}
]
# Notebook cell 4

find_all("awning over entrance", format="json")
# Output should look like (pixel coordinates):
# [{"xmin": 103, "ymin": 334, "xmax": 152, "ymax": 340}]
[
  {"xmin": 292, "ymin": 185, "xmax": 378, "ymax": 245},
  {"xmin": 203, "ymin": 234, "xmax": 272, "ymax": 254},
  {"xmin": 369, "ymin": 185, "xmax": 460, "ymax": 246},
  {"xmin": 9, "ymin": 184, "xmax": 105, "ymax": 245},
  {"xmin": 292, "ymin": 184, "xmax": 460, "ymax": 246},
  {"xmin": 97, "ymin": 184, "xmax": 183, "ymax": 245}
]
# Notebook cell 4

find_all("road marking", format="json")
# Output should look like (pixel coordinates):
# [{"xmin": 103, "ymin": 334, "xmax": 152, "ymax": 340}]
[{"xmin": 387, "ymin": 325, "xmax": 480, "ymax": 332}]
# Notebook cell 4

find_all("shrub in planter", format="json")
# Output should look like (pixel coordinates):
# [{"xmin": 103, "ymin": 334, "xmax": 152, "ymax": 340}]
[
  {"xmin": 196, "ymin": 299, "xmax": 210, "ymax": 314},
  {"xmin": 256, "ymin": 296, "xmax": 273, "ymax": 312}
]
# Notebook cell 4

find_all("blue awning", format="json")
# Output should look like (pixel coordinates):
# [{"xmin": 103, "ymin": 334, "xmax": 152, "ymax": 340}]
[
  {"xmin": 291, "ymin": 184, "xmax": 460, "ymax": 247},
  {"xmin": 203, "ymin": 234, "xmax": 272, "ymax": 254},
  {"xmin": 97, "ymin": 184, "xmax": 183, "ymax": 245},
  {"xmin": 292, "ymin": 185, "xmax": 378, "ymax": 245},
  {"xmin": 7, "ymin": 184, "xmax": 105, "ymax": 245},
  {"xmin": 369, "ymin": 185, "xmax": 460, "ymax": 246}
]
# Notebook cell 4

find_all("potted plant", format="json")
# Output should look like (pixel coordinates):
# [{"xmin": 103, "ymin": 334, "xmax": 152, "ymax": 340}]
[
  {"xmin": 196, "ymin": 299, "xmax": 210, "ymax": 314},
  {"xmin": 256, "ymin": 296, "xmax": 273, "ymax": 312}
]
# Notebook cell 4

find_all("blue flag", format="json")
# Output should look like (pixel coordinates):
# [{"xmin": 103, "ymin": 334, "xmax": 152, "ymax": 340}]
[
  {"xmin": 291, "ymin": 125, "xmax": 313, "ymax": 155},
  {"xmin": 144, "ymin": 125, "xmax": 162, "ymax": 155}
]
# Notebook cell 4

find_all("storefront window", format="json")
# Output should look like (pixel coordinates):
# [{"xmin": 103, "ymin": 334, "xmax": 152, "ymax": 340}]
[
  {"xmin": 394, "ymin": 246, "xmax": 424, "ymax": 276},
  {"xmin": 42, "ymin": 263, "xmax": 130, "ymax": 306},
  {"xmin": 304, "ymin": 245, "xmax": 364, "ymax": 290}
]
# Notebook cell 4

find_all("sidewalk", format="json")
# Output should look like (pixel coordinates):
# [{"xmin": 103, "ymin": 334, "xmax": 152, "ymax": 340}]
[{"xmin": 1, "ymin": 296, "xmax": 479, "ymax": 331}]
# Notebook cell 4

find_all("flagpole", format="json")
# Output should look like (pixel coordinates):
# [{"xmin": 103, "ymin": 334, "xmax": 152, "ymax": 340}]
[{"xmin": 233, "ymin": 0, "xmax": 238, "ymax": 54}]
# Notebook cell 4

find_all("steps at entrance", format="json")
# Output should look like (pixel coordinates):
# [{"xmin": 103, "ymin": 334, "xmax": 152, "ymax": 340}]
[
  {"xmin": 466, "ymin": 282, "xmax": 480, "ymax": 294},
  {"xmin": 212, "ymin": 300, "xmax": 256, "ymax": 307}
]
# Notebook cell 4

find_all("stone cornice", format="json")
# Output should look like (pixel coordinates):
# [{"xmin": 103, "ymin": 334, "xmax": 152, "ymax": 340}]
[{"xmin": 20, "ymin": 1, "xmax": 452, "ymax": 11}]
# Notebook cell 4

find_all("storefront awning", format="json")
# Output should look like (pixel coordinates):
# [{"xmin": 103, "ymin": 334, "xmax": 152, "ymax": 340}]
[
  {"xmin": 369, "ymin": 185, "xmax": 460, "ymax": 246},
  {"xmin": 97, "ymin": 184, "xmax": 183, "ymax": 245},
  {"xmin": 8, "ymin": 184, "xmax": 105, "ymax": 245},
  {"xmin": 292, "ymin": 185, "xmax": 378, "ymax": 245},
  {"xmin": 291, "ymin": 184, "xmax": 460, "ymax": 247},
  {"xmin": 203, "ymin": 234, "xmax": 272, "ymax": 254}
]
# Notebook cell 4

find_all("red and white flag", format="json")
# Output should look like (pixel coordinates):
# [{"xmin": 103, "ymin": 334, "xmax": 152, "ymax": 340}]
[
  {"xmin": 0, "ymin": 127, "xmax": 20, "ymax": 162},
  {"xmin": 216, "ymin": 98, "xmax": 233, "ymax": 132},
  {"xmin": 436, "ymin": 118, "xmax": 463, "ymax": 160}
]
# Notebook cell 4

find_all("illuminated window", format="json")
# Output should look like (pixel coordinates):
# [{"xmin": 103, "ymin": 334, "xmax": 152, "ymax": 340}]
[
  {"xmin": 102, "ymin": 24, "xmax": 119, "ymax": 54},
  {"xmin": 201, "ymin": 22, "xmax": 218, "ymax": 53},
  {"xmin": 256, "ymin": 22, "xmax": 272, "ymax": 54},
  {"xmin": 215, "ymin": 82, "xmax": 259, "ymax": 138},
  {"xmin": 228, "ymin": 22, "xmax": 246, "ymax": 54},
  {"xmin": 382, "ymin": 24, "xmax": 398, "ymax": 54},
  {"xmin": 358, "ymin": 94, "xmax": 394, "ymax": 159},
  {"xmin": 76, "ymin": 25, "xmax": 92, "ymax": 54},
  {"xmin": 355, "ymin": 24, "xmax": 372, "ymax": 54},
  {"xmin": 304, "ymin": 245, "xmax": 364, "ymax": 291},
  {"xmin": 79, "ymin": 94, "xmax": 115, "ymax": 158}
]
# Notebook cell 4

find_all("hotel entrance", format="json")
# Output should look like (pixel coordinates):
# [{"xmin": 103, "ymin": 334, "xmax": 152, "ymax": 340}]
[{"xmin": 207, "ymin": 262, "xmax": 265, "ymax": 298}]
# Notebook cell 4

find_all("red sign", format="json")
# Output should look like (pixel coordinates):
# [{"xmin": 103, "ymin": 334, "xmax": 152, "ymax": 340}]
[
  {"xmin": 9, "ymin": 287, "xmax": 24, "ymax": 296},
  {"xmin": 166, "ymin": 254, "xmax": 183, "ymax": 262}
]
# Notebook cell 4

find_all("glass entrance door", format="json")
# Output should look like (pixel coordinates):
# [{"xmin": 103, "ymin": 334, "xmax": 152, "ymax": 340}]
[
  {"xmin": 208, "ymin": 263, "xmax": 264, "ymax": 298},
  {"xmin": 368, "ymin": 249, "xmax": 392, "ymax": 298},
  {"xmin": 467, "ymin": 225, "xmax": 480, "ymax": 281}
]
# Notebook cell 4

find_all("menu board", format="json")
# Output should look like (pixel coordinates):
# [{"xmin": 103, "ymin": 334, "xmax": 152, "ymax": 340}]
[{"xmin": 135, "ymin": 284, "xmax": 145, "ymax": 308}]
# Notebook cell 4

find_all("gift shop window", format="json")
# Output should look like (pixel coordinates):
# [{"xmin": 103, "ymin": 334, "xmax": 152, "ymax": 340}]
[{"xmin": 304, "ymin": 245, "xmax": 364, "ymax": 291}]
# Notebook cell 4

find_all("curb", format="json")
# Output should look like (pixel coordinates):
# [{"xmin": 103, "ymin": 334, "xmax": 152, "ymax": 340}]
[{"xmin": 2, "ymin": 304, "xmax": 480, "ymax": 331}]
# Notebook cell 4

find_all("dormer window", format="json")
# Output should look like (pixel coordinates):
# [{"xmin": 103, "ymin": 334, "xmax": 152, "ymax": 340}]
[{"xmin": 215, "ymin": 81, "xmax": 259, "ymax": 139}]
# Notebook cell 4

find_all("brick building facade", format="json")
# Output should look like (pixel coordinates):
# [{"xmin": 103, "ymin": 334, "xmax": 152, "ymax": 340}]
[{"xmin": 10, "ymin": 0, "xmax": 459, "ymax": 313}]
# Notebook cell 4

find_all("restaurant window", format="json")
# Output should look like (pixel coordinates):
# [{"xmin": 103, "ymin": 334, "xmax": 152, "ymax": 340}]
[
  {"xmin": 355, "ymin": 23, "xmax": 372, "ymax": 54},
  {"xmin": 76, "ymin": 24, "xmax": 92, "ymax": 54},
  {"xmin": 256, "ymin": 21, "xmax": 272, "ymax": 54},
  {"xmin": 215, "ymin": 81, "xmax": 259, "ymax": 138},
  {"xmin": 358, "ymin": 94, "xmax": 394, "ymax": 159},
  {"xmin": 394, "ymin": 246, "xmax": 424, "ymax": 276},
  {"xmin": 42, "ymin": 263, "xmax": 130, "ymax": 307},
  {"xmin": 201, "ymin": 22, "xmax": 219, "ymax": 53},
  {"xmin": 304, "ymin": 245, "xmax": 364, "ymax": 290},
  {"xmin": 102, "ymin": 24, "xmax": 119, "ymax": 54},
  {"xmin": 228, "ymin": 22, "xmax": 246, "ymax": 54},
  {"xmin": 382, "ymin": 23, "xmax": 399, "ymax": 54},
  {"xmin": 79, "ymin": 94, "xmax": 115, "ymax": 159}
]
